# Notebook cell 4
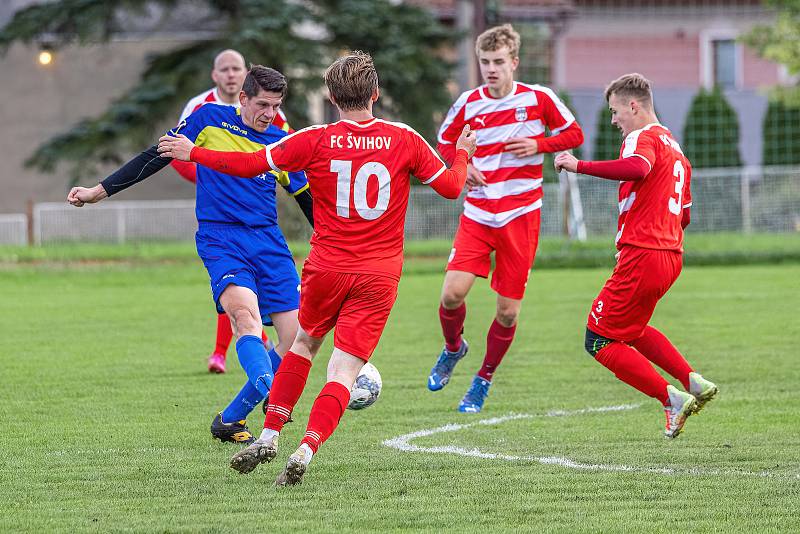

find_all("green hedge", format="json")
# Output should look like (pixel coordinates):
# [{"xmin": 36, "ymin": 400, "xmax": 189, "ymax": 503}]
[
  {"xmin": 683, "ymin": 88, "xmax": 742, "ymax": 168},
  {"xmin": 762, "ymin": 99, "xmax": 800, "ymax": 165}
]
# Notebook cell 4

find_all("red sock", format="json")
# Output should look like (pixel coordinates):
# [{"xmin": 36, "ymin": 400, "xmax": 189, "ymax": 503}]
[
  {"xmin": 630, "ymin": 326, "xmax": 693, "ymax": 390},
  {"xmin": 214, "ymin": 313, "xmax": 234, "ymax": 356},
  {"xmin": 263, "ymin": 351, "xmax": 312, "ymax": 432},
  {"xmin": 440, "ymin": 303, "xmax": 466, "ymax": 352},
  {"xmin": 595, "ymin": 342, "xmax": 669, "ymax": 405},
  {"xmin": 477, "ymin": 319, "xmax": 517, "ymax": 381},
  {"xmin": 300, "ymin": 381, "xmax": 351, "ymax": 453}
]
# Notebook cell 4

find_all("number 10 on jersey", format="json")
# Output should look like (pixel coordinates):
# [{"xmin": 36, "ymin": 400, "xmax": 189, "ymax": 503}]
[{"xmin": 331, "ymin": 160, "xmax": 391, "ymax": 220}]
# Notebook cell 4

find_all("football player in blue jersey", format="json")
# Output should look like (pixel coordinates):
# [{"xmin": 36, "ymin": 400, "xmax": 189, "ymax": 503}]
[{"xmin": 68, "ymin": 65, "xmax": 313, "ymax": 444}]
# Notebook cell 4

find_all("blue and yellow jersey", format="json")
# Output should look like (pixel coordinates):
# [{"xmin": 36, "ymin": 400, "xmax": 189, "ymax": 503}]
[{"xmin": 171, "ymin": 104, "xmax": 308, "ymax": 227}]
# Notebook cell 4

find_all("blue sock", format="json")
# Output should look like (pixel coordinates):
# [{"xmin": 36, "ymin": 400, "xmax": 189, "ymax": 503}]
[
  {"xmin": 236, "ymin": 335, "xmax": 273, "ymax": 396},
  {"xmin": 221, "ymin": 380, "xmax": 265, "ymax": 423},
  {"xmin": 268, "ymin": 348, "xmax": 283, "ymax": 373}
]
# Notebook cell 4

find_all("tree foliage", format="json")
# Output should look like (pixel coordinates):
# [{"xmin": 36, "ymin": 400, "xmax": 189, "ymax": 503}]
[
  {"xmin": 742, "ymin": 0, "xmax": 800, "ymax": 106},
  {"xmin": 683, "ymin": 88, "xmax": 742, "ymax": 169},
  {"xmin": 762, "ymin": 99, "xmax": 800, "ymax": 165},
  {"xmin": 592, "ymin": 105, "xmax": 622, "ymax": 162},
  {"xmin": 0, "ymin": 0, "xmax": 455, "ymax": 184}
]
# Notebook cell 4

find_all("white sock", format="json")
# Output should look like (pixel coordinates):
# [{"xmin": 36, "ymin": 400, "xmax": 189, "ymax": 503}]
[
  {"xmin": 298, "ymin": 443, "xmax": 314, "ymax": 465},
  {"xmin": 259, "ymin": 428, "xmax": 279, "ymax": 441}
]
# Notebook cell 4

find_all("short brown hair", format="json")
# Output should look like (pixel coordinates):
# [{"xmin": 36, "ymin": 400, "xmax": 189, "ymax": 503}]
[
  {"xmin": 604, "ymin": 73, "xmax": 653, "ymax": 108},
  {"xmin": 242, "ymin": 65, "xmax": 287, "ymax": 98},
  {"xmin": 475, "ymin": 24, "xmax": 521, "ymax": 58},
  {"xmin": 324, "ymin": 51, "xmax": 378, "ymax": 111}
]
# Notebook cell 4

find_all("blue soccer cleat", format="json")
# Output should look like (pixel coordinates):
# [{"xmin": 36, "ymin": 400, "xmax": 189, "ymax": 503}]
[
  {"xmin": 427, "ymin": 339, "xmax": 469, "ymax": 391},
  {"xmin": 458, "ymin": 375, "xmax": 492, "ymax": 413}
]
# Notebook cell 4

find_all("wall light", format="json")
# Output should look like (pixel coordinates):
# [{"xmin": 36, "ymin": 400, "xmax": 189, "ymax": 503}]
[{"xmin": 38, "ymin": 49, "xmax": 53, "ymax": 66}]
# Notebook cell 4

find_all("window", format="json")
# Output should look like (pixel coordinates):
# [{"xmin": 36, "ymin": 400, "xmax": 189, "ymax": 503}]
[{"xmin": 713, "ymin": 39, "xmax": 737, "ymax": 89}]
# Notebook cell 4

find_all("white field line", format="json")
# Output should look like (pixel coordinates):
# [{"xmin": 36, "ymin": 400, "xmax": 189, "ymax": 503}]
[{"xmin": 382, "ymin": 404, "xmax": 800, "ymax": 479}]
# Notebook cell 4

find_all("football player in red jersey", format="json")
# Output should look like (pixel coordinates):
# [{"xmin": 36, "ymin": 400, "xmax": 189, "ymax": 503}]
[
  {"xmin": 429, "ymin": 24, "xmax": 584, "ymax": 413},
  {"xmin": 555, "ymin": 74, "xmax": 718, "ymax": 439},
  {"xmin": 158, "ymin": 51, "xmax": 477, "ymax": 484}
]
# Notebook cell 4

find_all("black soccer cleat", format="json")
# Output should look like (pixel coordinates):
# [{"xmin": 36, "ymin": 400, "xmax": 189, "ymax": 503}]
[{"xmin": 211, "ymin": 412, "xmax": 255, "ymax": 444}]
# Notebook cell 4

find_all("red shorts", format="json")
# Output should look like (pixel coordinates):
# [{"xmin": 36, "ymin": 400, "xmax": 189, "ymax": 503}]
[
  {"xmin": 587, "ymin": 246, "xmax": 682, "ymax": 342},
  {"xmin": 298, "ymin": 263, "xmax": 399, "ymax": 361},
  {"xmin": 446, "ymin": 210, "xmax": 541, "ymax": 300}
]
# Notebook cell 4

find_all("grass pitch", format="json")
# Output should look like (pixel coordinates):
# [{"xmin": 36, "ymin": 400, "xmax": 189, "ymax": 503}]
[{"xmin": 1, "ymin": 259, "xmax": 798, "ymax": 532}]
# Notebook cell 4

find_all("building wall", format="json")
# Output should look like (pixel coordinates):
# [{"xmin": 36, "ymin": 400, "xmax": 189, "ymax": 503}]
[{"xmin": 0, "ymin": 40, "xmax": 196, "ymax": 214}]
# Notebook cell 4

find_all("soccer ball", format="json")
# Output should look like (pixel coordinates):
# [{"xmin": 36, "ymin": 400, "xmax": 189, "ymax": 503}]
[{"xmin": 347, "ymin": 362, "xmax": 382, "ymax": 410}]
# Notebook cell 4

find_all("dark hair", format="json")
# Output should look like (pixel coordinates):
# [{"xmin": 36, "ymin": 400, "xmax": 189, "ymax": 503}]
[
  {"xmin": 242, "ymin": 65, "xmax": 287, "ymax": 97},
  {"xmin": 324, "ymin": 51, "xmax": 378, "ymax": 111}
]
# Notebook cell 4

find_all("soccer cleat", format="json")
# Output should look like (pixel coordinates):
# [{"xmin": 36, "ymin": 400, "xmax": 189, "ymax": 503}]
[
  {"xmin": 688, "ymin": 372, "xmax": 718, "ymax": 414},
  {"xmin": 230, "ymin": 432, "xmax": 279, "ymax": 474},
  {"xmin": 210, "ymin": 413, "xmax": 254, "ymax": 444},
  {"xmin": 207, "ymin": 353, "xmax": 226, "ymax": 374},
  {"xmin": 663, "ymin": 385, "xmax": 698, "ymax": 439},
  {"xmin": 275, "ymin": 445, "xmax": 312, "ymax": 487},
  {"xmin": 428, "ymin": 339, "xmax": 469, "ymax": 391},
  {"xmin": 458, "ymin": 375, "xmax": 491, "ymax": 413}
]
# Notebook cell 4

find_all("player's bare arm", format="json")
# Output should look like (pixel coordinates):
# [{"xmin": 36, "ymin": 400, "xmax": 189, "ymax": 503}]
[
  {"xmin": 67, "ymin": 184, "xmax": 108, "ymax": 207},
  {"xmin": 158, "ymin": 134, "xmax": 196, "ymax": 161}
]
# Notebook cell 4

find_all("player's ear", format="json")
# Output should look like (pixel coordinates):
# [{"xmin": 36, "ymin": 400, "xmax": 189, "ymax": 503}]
[
  {"xmin": 372, "ymin": 87, "xmax": 380, "ymax": 103},
  {"xmin": 239, "ymin": 91, "xmax": 247, "ymax": 107}
]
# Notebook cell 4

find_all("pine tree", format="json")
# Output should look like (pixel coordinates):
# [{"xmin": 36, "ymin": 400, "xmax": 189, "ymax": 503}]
[
  {"xmin": 683, "ymin": 88, "xmax": 742, "ymax": 168},
  {"xmin": 592, "ymin": 105, "xmax": 622, "ymax": 162},
  {"xmin": 762, "ymin": 99, "xmax": 800, "ymax": 166},
  {"xmin": 0, "ymin": 0, "xmax": 455, "ymax": 184}
]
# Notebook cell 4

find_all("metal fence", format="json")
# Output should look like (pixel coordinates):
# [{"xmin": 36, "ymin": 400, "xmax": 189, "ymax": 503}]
[
  {"xmin": 21, "ymin": 166, "xmax": 800, "ymax": 245},
  {"xmin": 0, "ymin": 214, "xmax": 27, "ymax": 245}
]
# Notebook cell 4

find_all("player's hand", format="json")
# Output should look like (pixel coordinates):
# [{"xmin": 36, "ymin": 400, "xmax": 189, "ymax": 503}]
[
  {"xmin": 465, "ymin": 164, "xmax": 487, "ymax": 188},
  {"xmin": 157, "ymin": 134, "xmax": 196, "ymax": 161},
  {"xmin": 67, "ymin": 184, "xmax": 107, "ymax": 207},
  {"xmin": 554, "ymin": 152, "xmax": 579, "ymax": 173},
  {"xmin": 504, "ymin": 137, "xmax": 538, "ymax": 157},
  {"xmin": 456, "ymin": 124, "xmax": 477, "ymax": 158}
]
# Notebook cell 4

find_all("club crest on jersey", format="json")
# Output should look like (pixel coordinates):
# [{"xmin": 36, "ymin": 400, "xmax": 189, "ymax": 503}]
[{"xmin": 515, "ymin": 107, "xmax": 527, "ymax": 122}]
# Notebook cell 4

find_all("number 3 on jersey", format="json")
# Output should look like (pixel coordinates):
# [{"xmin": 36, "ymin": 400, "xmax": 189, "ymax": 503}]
[
  {"xmin": 331, "ymin": 160, "xmax": 391, "ymax": 220},
  {"xmin": 668, "ymin": 160, "xmax": 685, "ymax": 215}
]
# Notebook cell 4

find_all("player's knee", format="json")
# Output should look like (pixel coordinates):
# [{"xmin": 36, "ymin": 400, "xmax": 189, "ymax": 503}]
[
  {"xmin": 441, "ymin": 289, "xmax": 465, "ymax": 309},
  {"xmin": 228, "ymin": 306, "xmax": 261, "ymax": 335},
  {"xmin": 585, "ymin": 327, "xmax": 613, "ymax": 357},
  {"xmin": 495, "ymin": 309, "xmax": 518, "ymax": 328}
]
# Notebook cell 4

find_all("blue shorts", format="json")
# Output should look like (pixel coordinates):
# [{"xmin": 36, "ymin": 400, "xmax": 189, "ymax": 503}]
[{"xmin": 195, "ymin": 223, "xmax": 300, "ymax": 326}]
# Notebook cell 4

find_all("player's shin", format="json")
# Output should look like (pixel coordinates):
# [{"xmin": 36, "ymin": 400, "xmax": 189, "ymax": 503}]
[
  {"xmin": 264, "ymin": 351, "xmax": 312, "ymax": 432},
  {"xmin": 236, "ymin": 335, "xmax": 274, "ymax": 396},
  {"xmin": 440, "ymin": 302, "xmax": 467, "ymax": 352},
  {"xmin": 477, "ymin": 319, "xmax": 516, "ymax": 381},
  {"xmin": 630, "ymin": 326, "xmax": 693, "ymax": 390},
  {"xmin": 300, "ymin": 381, "xmax": 351, "ymax": 455},
  {"xmin": 221, "ymin": 380, "xmax": 265, "ymax": 422},
  {"xmin": 594, "ymin": 342, "xmax": 670, "ymax": 405}
]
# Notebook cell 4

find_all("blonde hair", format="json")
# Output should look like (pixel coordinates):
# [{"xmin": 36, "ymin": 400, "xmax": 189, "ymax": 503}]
[
  {"xmin": 324, "ymin": 50, "xmax": 378, "ymax": 111},
  {"xmin": 475, "ymin": 24, "xmax": 521, "ymax": 58},
  {"xmin": 604, "ymin": 73, "xmax": 653, "ymax": 108}
]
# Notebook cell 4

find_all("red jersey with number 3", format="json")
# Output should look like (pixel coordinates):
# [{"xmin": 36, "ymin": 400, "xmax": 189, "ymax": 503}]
[
  {"xmin": 616, "ymin": 123, "xmax": 692, "ymax": 252},
  {"xmin": 262, "ymin": 118, "xmax": 448, "ymax": 279}
]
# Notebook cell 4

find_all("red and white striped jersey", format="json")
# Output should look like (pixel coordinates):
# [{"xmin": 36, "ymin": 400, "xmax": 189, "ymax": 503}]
[
  {"xmin": 437, "ymin": 82, "xmax": 581, "ymax": 227},
  {"xmin": 178, "ymin": 87, "xmax": 290, "ymax": 133}
]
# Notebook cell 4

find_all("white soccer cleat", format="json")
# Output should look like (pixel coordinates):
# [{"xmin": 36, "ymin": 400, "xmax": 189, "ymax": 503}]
[
  {"xmin": 229, "ymin": 431, "xmax": 279, "ymax": 474},
  {"xmin": 663, "ymin": 385, "xmax": 698, "ymax": 439},
  {"xmin": 275, "ymin": 444, "xmax": 313, "ymax": 487},
  {"xmin": 688, "ymin": 372, "xmax": 718, "ymax": 414}
]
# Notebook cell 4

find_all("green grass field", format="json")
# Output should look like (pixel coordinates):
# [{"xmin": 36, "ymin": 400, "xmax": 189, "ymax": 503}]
[{"xmin": 2, "ymin": 257, "xmax": 799, "ymax": 532}]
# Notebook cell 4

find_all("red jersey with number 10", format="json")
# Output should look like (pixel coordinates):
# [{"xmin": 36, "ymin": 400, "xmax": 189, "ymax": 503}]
[
  {"xmin": 263, "ymin": 118, "xmax": 449, "ymax": 279},
  {"xmin": 616, "ymin": 123, "xmax": 693, "ymax": 252}
]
